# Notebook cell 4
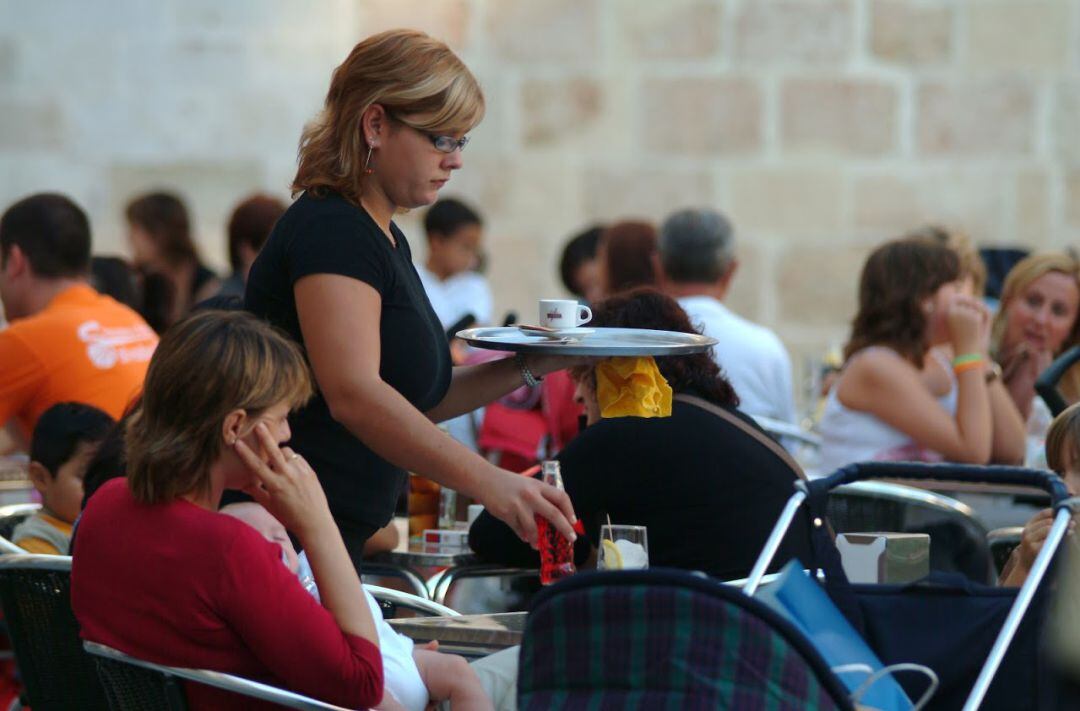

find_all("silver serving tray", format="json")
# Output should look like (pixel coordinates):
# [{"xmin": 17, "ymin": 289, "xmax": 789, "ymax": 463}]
[{"xmin": 456, "ymin": 326, "xmax": 717, "ymax": 356}]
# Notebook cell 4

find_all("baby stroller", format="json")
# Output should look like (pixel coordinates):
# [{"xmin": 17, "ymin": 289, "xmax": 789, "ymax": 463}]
[{"xmin": 743, "ymin": 461, "xmax": 1078, "ymax": 710}]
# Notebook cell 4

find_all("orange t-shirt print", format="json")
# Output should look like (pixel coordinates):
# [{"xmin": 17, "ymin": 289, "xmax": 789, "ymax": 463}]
[{"xmin": 0, "ymin": 284, "xmax": 158, "ymax": 438}]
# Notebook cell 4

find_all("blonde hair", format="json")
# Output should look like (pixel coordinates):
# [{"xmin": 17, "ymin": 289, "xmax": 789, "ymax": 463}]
[
  {"xmin": 1047, "ymin": 402, "xmax": 1080, "ymax": 474},
  {"xmin": 905, "ymin": 225, "xmax": 987, "ymax": 297},
  {"xmin": 992, "ymin": 252, "xmax": 1080, "ymax": 399},
  {"xmin": 126, "ymin": 311, "xmax": 313, "ymax": 505},
  {"xmin": 292, "ymin": 29, "xmax": 485, "ymax": 204}
]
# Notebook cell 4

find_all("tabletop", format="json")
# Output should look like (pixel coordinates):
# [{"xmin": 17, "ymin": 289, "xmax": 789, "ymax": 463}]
[
  {"xmin": 368, "ymin": 544, "xmax": 480, "ymax": 569},
  {"xmin": 388, "ymin": 612, "xmax": 526, "ymax": 654}
]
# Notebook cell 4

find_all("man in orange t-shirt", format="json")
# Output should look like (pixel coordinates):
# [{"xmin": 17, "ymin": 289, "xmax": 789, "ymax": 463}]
[{"xmin": 0, "ymin": 193, "xmax": 158, "ymax": 442}]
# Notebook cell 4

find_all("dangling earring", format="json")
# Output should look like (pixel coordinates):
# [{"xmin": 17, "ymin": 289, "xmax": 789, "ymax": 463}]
[{"xmin": 363, "ymin": 144, "xmax": 375, "ymax": 176}]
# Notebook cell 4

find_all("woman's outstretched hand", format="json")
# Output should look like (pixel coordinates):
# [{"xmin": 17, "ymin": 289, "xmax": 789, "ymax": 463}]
[
  {"xmin": 233, "ymin": 423, "xmax": 333, "ymax": 539},
  {"xmin": 480, "ymin": 467, "xmax": 578, "ymax": 548}
]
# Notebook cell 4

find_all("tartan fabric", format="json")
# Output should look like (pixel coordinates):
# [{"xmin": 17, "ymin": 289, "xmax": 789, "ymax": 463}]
[{"xmin": 518, "ymin": 571, "xmax": 849, "ymax": 710}]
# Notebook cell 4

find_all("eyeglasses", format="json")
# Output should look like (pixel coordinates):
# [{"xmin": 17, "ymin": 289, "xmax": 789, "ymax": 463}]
[
  {"xmin": 427, "ymin": 134, "xmax": 470, "ymax": 154},
  {"xmin": 387, "ymin": 112, "xmax": 469, "ymax": 153}
]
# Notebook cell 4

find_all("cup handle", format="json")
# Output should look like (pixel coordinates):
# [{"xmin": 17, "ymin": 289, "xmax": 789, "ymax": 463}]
[{"xmin": 577, "ymin": 305, "xmax": 592, "ymax": 326}]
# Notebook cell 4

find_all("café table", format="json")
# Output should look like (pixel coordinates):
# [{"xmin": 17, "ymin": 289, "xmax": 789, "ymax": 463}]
[
  {"xmin": 367, "ymin": 543, "xmax": 539, "ymax": 605},
  {"xmin": 388, "ymin": 611, "xmax": 525, "ymax": 659},
  {"xmin": 365, "ymin": 543, "xmax": 479, "ymax": 600},
  {"xmin": 878, "ymin": 478, "xmax": 1049, "ymax": 530}
]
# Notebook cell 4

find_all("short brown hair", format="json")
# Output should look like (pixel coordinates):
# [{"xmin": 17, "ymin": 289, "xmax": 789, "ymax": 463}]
[
  {"xmin": 227, "ymin": 194, "xmax": 286, "ymax": 272},
  {"xmin": 292, "ymin": 29, "xmax": 485, "ymax": 204},
  {"xmin": 126, "ymin": 311, "xmax": 312, "ymax": 505},
  {"xmin": 844, "ymin": 237, "xmax": 960, "ymax": 367},
  {"xmin": 600, "ymin": 221, "xmax": 658, "ymax": 295},
  {"xmin": 1047, "ymin": 402, "xmax": 1080, "ymax": 474}
]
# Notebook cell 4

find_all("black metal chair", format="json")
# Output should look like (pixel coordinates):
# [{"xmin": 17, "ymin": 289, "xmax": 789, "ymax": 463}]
[
  {"xmin": 827, "ymin": 481, "xmax": 995, "ymax": 584},
  {"xmin": 1035, "ymin": 344, "xmax": 1080, "ymax": 416},
  {"xmin": 0, "ymin": 503, "xmax": 42, "ymax": 554},
  {"xmin": 85, "ymin": 641, "xmax": 350, "ymax": 711},
  {"xmin": 0, "ymin": 554, "xmax": 108, "ymax": 711}
]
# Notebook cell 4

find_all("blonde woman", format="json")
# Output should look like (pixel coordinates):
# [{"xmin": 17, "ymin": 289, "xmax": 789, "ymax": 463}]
[
  {"xmin": 244, "ymin": 30, "xmax": 577, "ymax": 568},
  {"xmin": 72, "ymin": 311, "xmax": 384, "ymax": 709},
  {"xmin": 991, "ymin": 254, "xmax": 1080, "ymax": 438}
]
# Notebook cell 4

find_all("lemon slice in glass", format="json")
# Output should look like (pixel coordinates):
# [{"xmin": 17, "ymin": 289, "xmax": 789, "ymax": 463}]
[{"xmin": 600, "ymin": 539, "xmax": 624, "ymax": 570}]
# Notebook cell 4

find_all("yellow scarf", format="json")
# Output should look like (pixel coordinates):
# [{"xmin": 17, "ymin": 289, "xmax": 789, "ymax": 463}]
[{"xmin": 595, "ymin": 356, "xmax": 673, "ymax": 418}]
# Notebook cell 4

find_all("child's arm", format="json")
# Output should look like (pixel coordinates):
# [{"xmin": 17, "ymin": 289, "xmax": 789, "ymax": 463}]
[{"xmin": 412, "ymin": 649, "xmax": 493, "ymax": 711}]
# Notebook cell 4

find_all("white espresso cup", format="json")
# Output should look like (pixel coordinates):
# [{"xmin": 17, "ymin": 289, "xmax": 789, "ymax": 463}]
[{"xmin": 539, "ymin": 299, "xmax": 592, "ymax": 329}]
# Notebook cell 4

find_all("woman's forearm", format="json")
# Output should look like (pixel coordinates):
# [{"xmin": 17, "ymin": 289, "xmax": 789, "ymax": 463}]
[
  {"xmin": 299, "ymin": 519, "xmax": 380, "ymax": 645},
  {"xmin": 425, "ymin": 357, "xmax": 527, "ymax": 423},
  {"xmin": 954, "ymin": 368, "xmax": 993, "ymax": 463},
  {"xmin": 988, "ymin": 379, "xmax": 1027, "ymax": 464}
]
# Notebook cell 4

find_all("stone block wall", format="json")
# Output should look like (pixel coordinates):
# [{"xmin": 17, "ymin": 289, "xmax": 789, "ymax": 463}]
[{"xmin": 2, "ymin": 0, "xmax": 1080, "ymax": 407}]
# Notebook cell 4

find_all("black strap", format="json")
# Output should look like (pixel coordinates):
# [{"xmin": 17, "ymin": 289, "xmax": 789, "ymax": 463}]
[{"xmin": 673, "ymin": 394, "xmax": 867, "ymax": 629}]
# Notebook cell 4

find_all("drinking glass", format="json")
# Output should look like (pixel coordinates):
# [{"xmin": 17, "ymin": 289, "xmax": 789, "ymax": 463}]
[{"xmin": 598, "ymin": 525, "xmax": 649, "ymax": 570}]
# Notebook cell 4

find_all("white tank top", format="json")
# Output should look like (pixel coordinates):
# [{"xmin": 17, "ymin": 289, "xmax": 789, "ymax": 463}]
[{"xmin": 815, "ymin": 348, "xmax": 957, "ymax": 475}]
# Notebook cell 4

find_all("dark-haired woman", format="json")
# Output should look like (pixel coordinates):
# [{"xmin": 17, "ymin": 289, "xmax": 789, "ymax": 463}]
[
  {"xmin": 817, "ymin": 237, "xmax": 999, "ymax": 472},
  {"xmin": 126, "ymin": 191, "xmax": 220, "ymax": 329},
  {"xmin": 469, "ymin": 289, "xmax": 813, "ymax": 581}
]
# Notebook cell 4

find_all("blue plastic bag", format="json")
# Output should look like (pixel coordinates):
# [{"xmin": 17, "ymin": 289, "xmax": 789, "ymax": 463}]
[{"xmin": 757, "ymin": 560, "xmax": 914, "ymax": 711}]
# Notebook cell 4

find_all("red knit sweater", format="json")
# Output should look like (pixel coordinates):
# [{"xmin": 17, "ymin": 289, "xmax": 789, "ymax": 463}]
[{"xmin": 71, "ymin": 478, "xmax": 383, "ymax": 710}]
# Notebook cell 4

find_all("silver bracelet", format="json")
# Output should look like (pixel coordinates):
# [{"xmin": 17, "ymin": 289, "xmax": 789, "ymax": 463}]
[{"xmin": 515, "ymin": 353, "xmax": 542, "ymax": 388}]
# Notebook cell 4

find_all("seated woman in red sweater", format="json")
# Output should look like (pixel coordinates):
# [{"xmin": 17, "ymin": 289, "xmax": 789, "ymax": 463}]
[{"xmin": 71, "ymin": 310, "xmax": 384, "ymax": 710}]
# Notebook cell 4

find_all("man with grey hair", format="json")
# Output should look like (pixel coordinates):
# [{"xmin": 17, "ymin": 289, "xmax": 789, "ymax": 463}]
[{"xmin": 657, "ymin": 207, "xmax": 796, "ymax": 425}]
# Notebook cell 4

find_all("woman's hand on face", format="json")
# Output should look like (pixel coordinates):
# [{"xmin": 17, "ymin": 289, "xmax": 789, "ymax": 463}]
[
  {"xmin": 480, "ymin": 467, "xmax": 578, "ymax": 548},
  {"xmin": 1001, "ymin": 342, "xmax": 1052, "ymax": 389},
  {"xmin": 946, "ymin": 295, "xmax": 988, "ymax": 354},
  {"xmin": 233, "ymin": 423, "xmax": 333, "ymax": 539}
]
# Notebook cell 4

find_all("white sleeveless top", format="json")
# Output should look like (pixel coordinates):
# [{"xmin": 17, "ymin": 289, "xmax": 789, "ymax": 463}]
[{"xmin": 815, "ymin": 348, "xmax": 957, "ymax": 475}]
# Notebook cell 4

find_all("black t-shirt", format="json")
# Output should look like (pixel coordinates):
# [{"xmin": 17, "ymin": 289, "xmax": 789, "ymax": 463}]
[
  {"xmin": 245, "ymin": 191, "xmax": 452, "ymax": 529},
  {"xmin": 469, "ymin": 399, "xmax": 813, "ymax": 581}
]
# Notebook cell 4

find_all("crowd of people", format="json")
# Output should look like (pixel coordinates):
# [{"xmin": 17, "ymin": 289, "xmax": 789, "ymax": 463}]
[{"xmin": 1, "ymin": 26, "xmax": 1079, "ymax": 710}]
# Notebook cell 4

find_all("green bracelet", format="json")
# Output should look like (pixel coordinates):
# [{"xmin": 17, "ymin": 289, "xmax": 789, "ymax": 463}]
[{"xmin": 952, "ymin": 352, "xmax": 983, "ymax": 367}]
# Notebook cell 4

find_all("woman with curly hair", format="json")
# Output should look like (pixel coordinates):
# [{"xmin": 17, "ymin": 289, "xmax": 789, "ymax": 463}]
[
  {"xmin": 817, "ymin": 237, "xmax": 998, "ymax": 472},
  {"xmin": 469, "ymin": 288, "xmax": 813, "ymax": 581}
]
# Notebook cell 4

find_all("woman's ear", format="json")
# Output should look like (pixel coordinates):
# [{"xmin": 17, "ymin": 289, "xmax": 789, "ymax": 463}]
[
  {"xmin": 361, "ymin": 103, "xmax": 387, "ymax": 148},
  {"xmin": 221, "ymin": 409, "xmax": 247, "ymax": 447}
]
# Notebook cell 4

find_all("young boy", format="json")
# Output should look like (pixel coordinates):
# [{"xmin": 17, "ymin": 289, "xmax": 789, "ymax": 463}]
[
  {"xmin": 221, "ymin": 502, "xmax": 498, "ymax": 711},
  {"xmin": 417, "ymin": 198, "xmax": 493, "ymax": 330},
  {"xmin": 1000, "ymin": 402, "xmax": 1080, "ymax": 587},
  {"xmin": 14, "ymin": 402, "xmax": 114, "ymax": 554}
]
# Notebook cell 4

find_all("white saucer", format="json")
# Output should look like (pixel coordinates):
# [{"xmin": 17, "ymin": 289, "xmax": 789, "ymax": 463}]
[{"xmin": 518, "ymin": 326, "xmax": 595, "ymax": 338}]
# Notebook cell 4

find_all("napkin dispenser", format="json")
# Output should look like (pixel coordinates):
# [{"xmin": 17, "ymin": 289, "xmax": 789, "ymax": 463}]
[{"xmin": 836, "ymin": 532, "xmax": 930, "ymax": 584}]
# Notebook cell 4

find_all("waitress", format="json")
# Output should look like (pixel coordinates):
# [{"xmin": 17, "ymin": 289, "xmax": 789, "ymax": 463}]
[{"xmin": 245, "ymin": 29, "xmax": 577, "ymax": 569}]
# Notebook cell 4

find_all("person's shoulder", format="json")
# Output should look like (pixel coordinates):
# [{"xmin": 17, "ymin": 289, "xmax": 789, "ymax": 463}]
[
  {"xmin": 558, "ymin": 418, "xmax": 624, "ymax": 457},
  {"xmin": 80, "ymin": 477, "xmax": 132, "ymax": 522},
  {"xmin": 284, "ymin": 192, "xmax": 379, "ymax": 239},
  {"xmin": 841, "ymin": 346, "xmax": 916, "ymax": 391}
]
